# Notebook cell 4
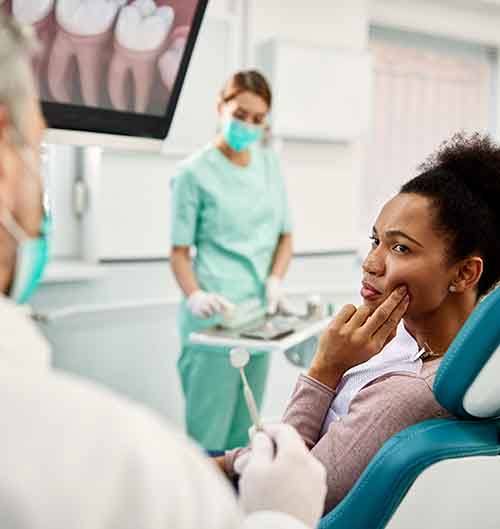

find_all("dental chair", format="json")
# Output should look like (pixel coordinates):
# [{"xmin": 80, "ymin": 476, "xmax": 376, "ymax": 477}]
[{"xmin": 319, "ymin": 286, "xmax": 500, "ymax": 529}]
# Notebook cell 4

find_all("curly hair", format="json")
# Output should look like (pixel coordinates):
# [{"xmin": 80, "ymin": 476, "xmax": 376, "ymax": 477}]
[{"xmin": 400, "ymin": 132, "xmax": 500, "ymax": 297}]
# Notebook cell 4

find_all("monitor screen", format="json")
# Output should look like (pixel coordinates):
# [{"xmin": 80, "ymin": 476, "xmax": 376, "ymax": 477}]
[{"xmin": 1, "ymin": 0, "xmax": 208, "ymax": 140}]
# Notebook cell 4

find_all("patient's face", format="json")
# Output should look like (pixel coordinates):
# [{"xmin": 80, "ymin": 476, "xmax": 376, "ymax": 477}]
[{"xmin": 361, "ymin": 193, "xmax": 456, "ymax": 319}]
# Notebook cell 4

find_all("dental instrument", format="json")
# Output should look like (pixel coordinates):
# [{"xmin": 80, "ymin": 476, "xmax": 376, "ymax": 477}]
[{"xmin": 230, "ymin": 348, "xmax": 262, "ymax": 431}]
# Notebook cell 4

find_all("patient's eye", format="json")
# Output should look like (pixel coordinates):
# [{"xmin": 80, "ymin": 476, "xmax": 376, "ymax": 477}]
[{"xmin": 393, "ymin": 244, "xmax": 409, "ymax": 254}]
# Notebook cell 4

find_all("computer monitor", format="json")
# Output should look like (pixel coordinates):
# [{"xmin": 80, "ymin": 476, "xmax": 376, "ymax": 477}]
[{"xmin": 2, "ymin": 0, "xmax": 208, "ymax": 143}]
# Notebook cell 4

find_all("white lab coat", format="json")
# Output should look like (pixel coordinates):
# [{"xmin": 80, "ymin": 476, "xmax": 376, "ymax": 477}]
[{"xmin": 0, "ymin": 296, "xmax": 307, "ymax": 529}]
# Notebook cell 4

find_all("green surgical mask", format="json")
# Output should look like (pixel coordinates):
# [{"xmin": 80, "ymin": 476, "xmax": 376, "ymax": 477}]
[
  {"xmin": 222, "ymin": 117, "xmax": 263, "ymax": 152},
  {"xmin": 1, "ymin": 208, "xmax": 51, "ymax": 304},
  {"xmin": 0, "ymin": 141, "xmax": 51, "ymax": 304}
]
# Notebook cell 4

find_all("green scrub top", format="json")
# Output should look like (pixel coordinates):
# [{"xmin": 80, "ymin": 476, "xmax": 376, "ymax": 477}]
[{"xmin": 171, "ymin": 143, "xmax": 292, "ymax": 345}]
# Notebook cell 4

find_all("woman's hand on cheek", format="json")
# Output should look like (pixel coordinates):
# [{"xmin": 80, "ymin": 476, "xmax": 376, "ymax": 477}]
[{"xmin": 308, "ymin": 286, "xmax": 410, "ymax": 389}]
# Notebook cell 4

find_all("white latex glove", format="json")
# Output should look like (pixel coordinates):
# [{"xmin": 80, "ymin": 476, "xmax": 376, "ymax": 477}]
[
  {"xmin": 187, "ymin": 290, "xmax": 235, "ymax": 319},
  {"xmin": 266, "ymin": 275, "xmax": 284, "ymax": 315},
  {"xmin": 266, "ymin": 276, "xmax": 296, "ymax": 316},
  {"xmin": 239, "ymin": 424, "xmax": 327, "ymax": 529}
]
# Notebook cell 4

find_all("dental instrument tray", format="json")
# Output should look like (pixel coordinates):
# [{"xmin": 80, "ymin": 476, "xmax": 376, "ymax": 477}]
[
  {"xmin": 239, "ymin": 316, "xmax": 297, "ymax": 341},
  {"xmin": 201, "ymin": 313, "xmax": 321, "ymax": 342},
  {"xmin": 189, "ymin": 300, "xmax": 333, "ymax": 354}
]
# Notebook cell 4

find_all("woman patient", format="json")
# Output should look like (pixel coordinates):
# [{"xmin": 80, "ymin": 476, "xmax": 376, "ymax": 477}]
[{"xmin": 217, "ymin": 133, "xmax": 500, "ymax": 513}]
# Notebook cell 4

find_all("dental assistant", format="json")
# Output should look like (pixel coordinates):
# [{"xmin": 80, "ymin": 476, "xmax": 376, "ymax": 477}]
[
  {"xmin": 0, "ymin": 14, "xmax": 327, "ymax": 529},
  {"xmin": 170, "ymin": 70, "xmax": 293, "ymax": 450}
]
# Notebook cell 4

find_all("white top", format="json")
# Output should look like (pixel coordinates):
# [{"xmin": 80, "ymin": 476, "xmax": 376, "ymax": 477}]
[
  {"xmin": 321, "ymin": 321, "xmax": 424, "ymax": 434},
  {"xmin": 0, "ymin": 296, "xmax": 307, "ymax": 529},
  {"xmin": 0, "ymin": 295, "xmax": 50, "ymax": 373}
]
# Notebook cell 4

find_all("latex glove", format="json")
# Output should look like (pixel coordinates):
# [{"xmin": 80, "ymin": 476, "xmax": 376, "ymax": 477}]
[
  {"xmin": 239, "ymin": 424, "xmax": 327, "ymax": 529},
  {"xmin": 266, "ymin": 275, "xmax": 287, "ymax": 315},
  {"xmin": 187, "ymin": 290, "xmax": 234, "ymax": 319},
  {"xmin": 234, "ymin": 450, "xmax": 251, "ymax": 475},
  {"xmin": 266, "ymin": 276, "xmax": 296, "ymax": 316}
]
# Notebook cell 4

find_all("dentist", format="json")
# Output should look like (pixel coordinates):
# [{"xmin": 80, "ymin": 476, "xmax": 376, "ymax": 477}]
[
  {"xmin": 171, "ymin": 70, "xmax": 293, "ymax": 450},
  {"xmin": 0, "ymin": 14, "xmax": 326, "ymax": 529}
]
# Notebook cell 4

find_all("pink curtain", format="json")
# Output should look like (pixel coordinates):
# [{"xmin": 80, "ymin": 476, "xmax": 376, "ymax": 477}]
[{"xmin": 362, "ymin": 39, "xmax": 492, "ymax": 235}]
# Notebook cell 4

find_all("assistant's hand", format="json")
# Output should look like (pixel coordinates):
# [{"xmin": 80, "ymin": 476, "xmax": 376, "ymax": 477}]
[
  {"xmin": 266, "ymin": 276, "xmax": 284, "ymax": 315},
  {"xmin": 239, "ymin": 424, "xmax": 327, "ymax": 529},
  {"xmin": 266, "ymin": 275, "xmax": 295, "ymax": 315},
  {"xmin": 308, "ymin": 286, "xmax": 409, "ymax": 388},
  {"xmin": 187, "ymin": 290, "xmax": 235, "ymax": 319}
]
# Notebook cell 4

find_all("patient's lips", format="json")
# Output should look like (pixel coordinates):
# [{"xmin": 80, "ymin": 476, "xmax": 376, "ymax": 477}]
[
  {"xmin": 109, "ymin": 0, "xmax": 175, "ymax": 113},
  {"xmin": 361, "ymin": 280, "xmax": 383, "ymax": 301},
  {"xmin": 47, "ymin": 0, "xmax": 126, "ymax": 106}
]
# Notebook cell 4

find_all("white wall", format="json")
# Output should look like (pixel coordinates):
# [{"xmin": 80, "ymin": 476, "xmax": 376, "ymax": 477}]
[
  {"xmin": 251, "ymin": 0, "xmax": 370, "ymax": 251},
  {"xmin": 250, "ymin": 0, "xmax": 369, "ymax": 50},
  {"xmin": 371, "ymin": 0, "xmax": 500, "ymax": 46}
]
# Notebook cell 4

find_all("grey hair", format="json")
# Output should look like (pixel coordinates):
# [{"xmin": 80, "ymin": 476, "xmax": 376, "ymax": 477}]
[{"xmin": 0, "ymin": 12, "xmax": 39, "ymax": 144}]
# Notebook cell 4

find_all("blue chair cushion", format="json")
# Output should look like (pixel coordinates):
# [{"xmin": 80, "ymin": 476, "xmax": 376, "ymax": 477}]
[
  {"xmin": 434, "ymin": 287, "xmax": 500, "ymax": 419},
  {"xmin": 318, "ymin": 417, "xmax": 500, "ymax": 529}
]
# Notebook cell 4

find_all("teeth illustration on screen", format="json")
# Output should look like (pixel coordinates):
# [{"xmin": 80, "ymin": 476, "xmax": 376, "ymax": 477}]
[
  {"xmin": 47, "ymin": 0, "xmax": 126, "ymax": 107},
  {"xmin": 116, "ymin": 0, "xmax": 174, "ymax": 51},
  {"xmin": 12, "ymin": 0, "xmax": 55, "ymax": 89},
  {"xmin": 108, "ymin": 0, "xmax": 175, "ymax": 113},
  {"xmin": 156, "ymin": 0, "xmax": 195, "ymax": 28},
  {"xmin": 12, "ymin": 0, "xmax": 53, "ymax": 25},
  {"xmin": 55, "ymin": 0, "xmax": 126, "ymax": 36},
  {"xmin": 1, "ymin": 0, "xmax": 10, "ymax": 17},
  {"xmin": 158, "ymin": 25, "xmax": 189, "ymax": 91}
]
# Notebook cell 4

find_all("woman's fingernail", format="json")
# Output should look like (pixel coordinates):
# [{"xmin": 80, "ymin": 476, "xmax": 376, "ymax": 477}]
[{"xmin": 398, "ymin": 286, "xmax": 407, "ymax": 294}]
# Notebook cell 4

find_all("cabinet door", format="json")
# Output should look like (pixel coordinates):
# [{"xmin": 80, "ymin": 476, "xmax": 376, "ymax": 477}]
[{"xmin": 259, "ymin": 40, "xmax": 372, "ymax": 142}]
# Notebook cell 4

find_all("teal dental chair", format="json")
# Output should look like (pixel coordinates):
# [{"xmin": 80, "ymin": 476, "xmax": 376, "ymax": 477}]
[{"xmin": 319, "ymin": 286, "xmax": 500, "ymax": 529}]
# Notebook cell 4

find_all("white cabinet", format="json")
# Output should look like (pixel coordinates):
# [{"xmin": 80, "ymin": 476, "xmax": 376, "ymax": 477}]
[{"xmin": 258, "ymin": 39, "xmax": 372, "ymax": 142}]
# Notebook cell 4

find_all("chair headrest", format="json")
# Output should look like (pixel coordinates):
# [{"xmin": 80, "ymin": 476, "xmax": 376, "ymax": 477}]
[{"xmin": 434, "ymin": 287, "xmax": 500, "ymax": 419}]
